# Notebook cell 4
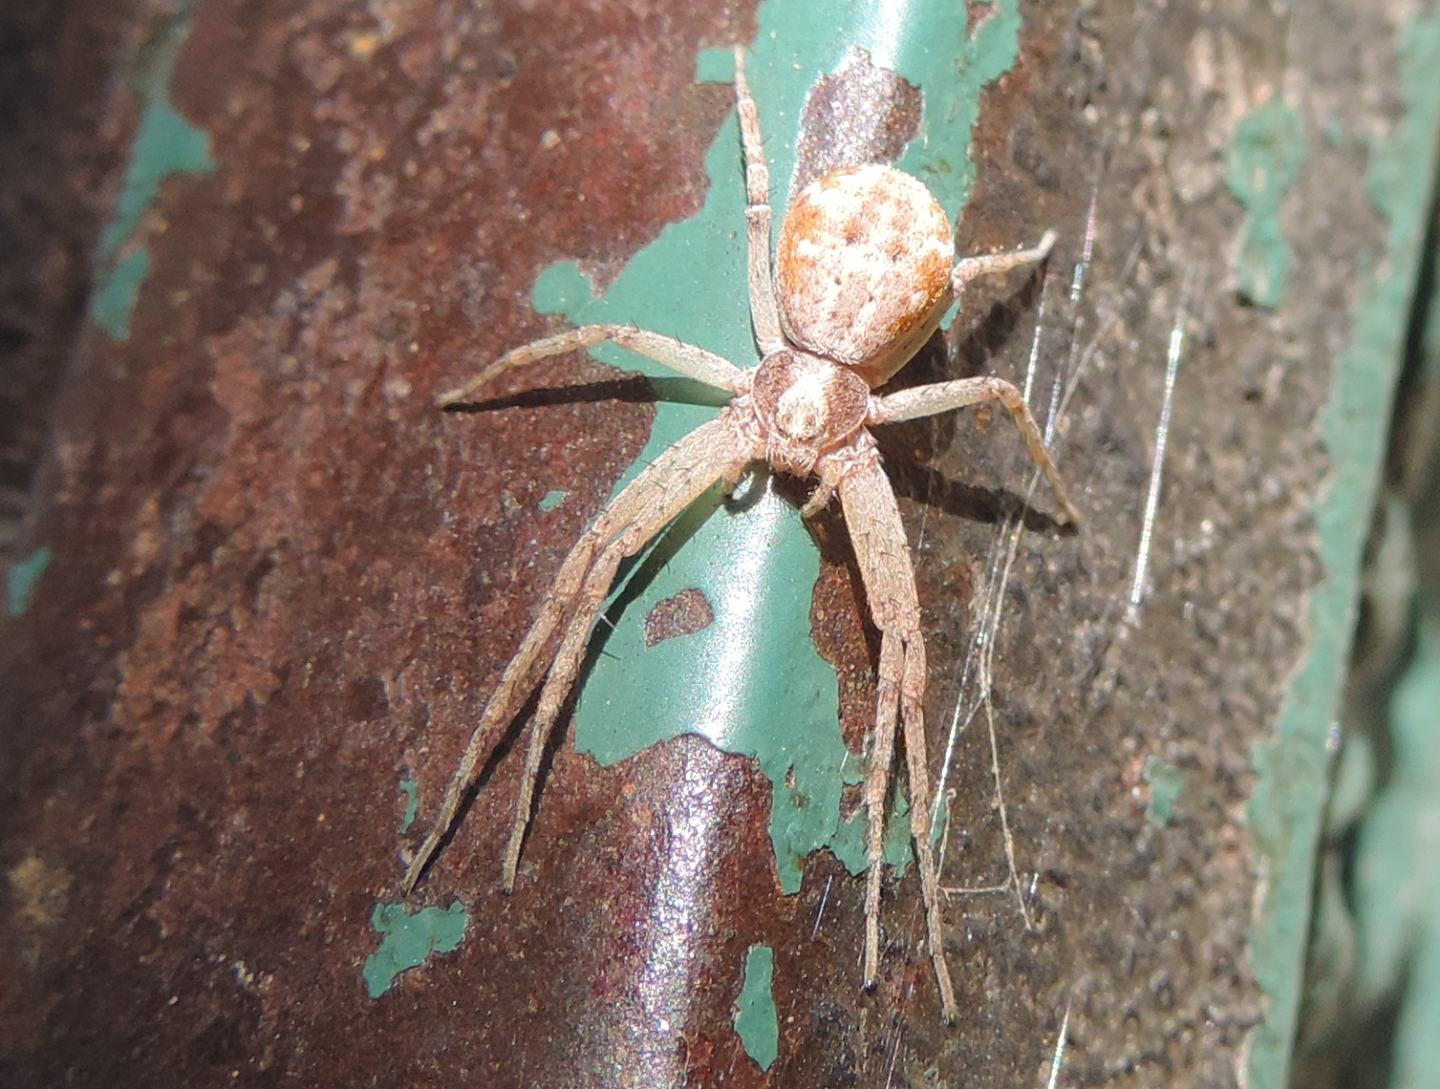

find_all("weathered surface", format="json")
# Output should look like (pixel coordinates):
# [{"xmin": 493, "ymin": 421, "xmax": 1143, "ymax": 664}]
[{"xmin": 1, "ymin": 1, "xmax": 1432, "ymax": 1087}]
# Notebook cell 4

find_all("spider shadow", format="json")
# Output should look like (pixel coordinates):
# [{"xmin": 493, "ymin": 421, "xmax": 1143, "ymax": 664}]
[
  {"xmin": 872, "ymin": 270, "xmax": 1076, "ymax": 536},
  {"xmin": 406, "ymin": 682, "xmax": 543, "ymax": 892},
  {"xmin": 441, "ymin": 375, "xmax": 733, "ymax": 413}
]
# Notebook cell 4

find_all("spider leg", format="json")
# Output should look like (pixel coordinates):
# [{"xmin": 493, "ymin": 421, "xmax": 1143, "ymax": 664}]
[
  {"xmin": 436, "ymin": 325, "xmax": 744, "ymax": 407},
  {"xmin": 405, "ymin": 415, "xmax": 758, "ymax": 896},
  {"xmin": 836, "ymin": 443, "xmax": 961, "ymax": 1023},
  {"xmin": 950, "ymin": 229, "xmax": 1057, "ymax": 298},
  {"xmin": 733, "ymin": 46, "xmax": 786, "ymax": 357},
  {"xmin": 869, "ymin": 375, "xmax": 1081, "ymax": 525}
]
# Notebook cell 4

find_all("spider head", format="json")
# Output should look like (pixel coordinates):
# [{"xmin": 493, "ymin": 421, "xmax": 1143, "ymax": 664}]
[{"xmin": 752, "ymin": 350, "xmax": 869, "ymax": 476}]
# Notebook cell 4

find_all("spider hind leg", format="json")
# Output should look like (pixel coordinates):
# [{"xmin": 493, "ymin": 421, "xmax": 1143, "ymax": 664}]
[
  {"xmin": 405, "ymin": 416, "xmax": 758, "ymax": 896},
  {"xmin": 835, "ymin": 443, "xmax": 960, "ymax": 1023}
]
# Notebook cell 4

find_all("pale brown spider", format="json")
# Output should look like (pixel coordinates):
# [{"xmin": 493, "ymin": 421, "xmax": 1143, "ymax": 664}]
[{"xmin": 404, "ymin": 47, "xmax": 1079, "ymax": 1024}]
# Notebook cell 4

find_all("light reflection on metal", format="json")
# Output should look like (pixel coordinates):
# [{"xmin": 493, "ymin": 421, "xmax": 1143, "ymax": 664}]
[
  {"xmin": 695, "ymin": 474, "xmax": 790, "ymax": 748},
  {"xmin": 630, "ymin": 747, "xmax": 727, "ymax": 1085},
  {"xmin": 861, "ymin": 0, "xmax": 917, "ymax": 74}
]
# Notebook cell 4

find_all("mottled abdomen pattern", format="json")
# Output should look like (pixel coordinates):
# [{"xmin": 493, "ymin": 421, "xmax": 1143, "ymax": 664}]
[{"xmin": 776, "ymin": 163, "xmax": 953, "ymax": 376}]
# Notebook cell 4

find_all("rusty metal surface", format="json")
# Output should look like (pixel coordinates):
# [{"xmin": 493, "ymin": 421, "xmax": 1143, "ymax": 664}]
[{"xmin": 0, "ymin": 0, "xmax": 1418, "ymax": 1086}]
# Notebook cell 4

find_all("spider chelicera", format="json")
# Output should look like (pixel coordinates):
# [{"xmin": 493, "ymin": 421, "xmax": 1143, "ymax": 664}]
[{"xmin": 404, "ymin": 46, "xmax": 1080, "ymax": 1024}]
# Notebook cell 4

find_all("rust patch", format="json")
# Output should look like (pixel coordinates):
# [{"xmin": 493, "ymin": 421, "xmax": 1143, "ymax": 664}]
[
  {"xmin": 642, "ymin": 587, "xmax": 714, "ymax": 647},
  {"xmin": 791, "ymin": 48, "xmax": 924, "ymax": 191}
]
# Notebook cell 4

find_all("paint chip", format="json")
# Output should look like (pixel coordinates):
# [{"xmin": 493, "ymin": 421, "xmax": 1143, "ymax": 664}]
[
  {"xmin": 362, "ymin": 901, "xmax": 468, "ymax": 998},
  {"xmin": 397, "ymin": 778, "xmax": 419, "ymax": 833},
  {"xmin": 734, "ymin": 945, "xmax": 778, "ymax": 1071},
  {"xmin": 6, "ymin": 546, "xmax": 52, "ymax": 617},
  {"xmin": 1226, "ymin": 97, "xmax": 1305, "ymax": 308},
  {"xmin": 1142, "ymin": 756, "xmax": 1185, "ymax": 827}
]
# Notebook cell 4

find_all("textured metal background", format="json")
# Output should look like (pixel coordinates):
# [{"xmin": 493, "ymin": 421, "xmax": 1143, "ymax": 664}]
[{"xmin": 2, "ymin": 1, "xmax": 1436, "ymax": 1087}]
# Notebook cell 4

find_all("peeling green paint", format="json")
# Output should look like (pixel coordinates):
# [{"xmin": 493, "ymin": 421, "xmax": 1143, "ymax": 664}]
[
  {"xmin": 829, "ymin": 782, "xmax": 914, "ymax": 876},
  {"xmin": 1246, "ymin": 16, "xmax": 1440, "ymax": 1089},
  {"xmin": 538, "ymin": 488, "xmax": 568, "ymax": 512},
  {"xmin": 532, "ymin": 0, "xmax": 1028, "ymax": 891},
  {"xmin": 733, "ymin": 944, "xmax": 779, "ymax": 1071},
  {"xmin": 90, "ymin": 1, "xmax": 215, "ymax": 341},
  {"xmin": 91, "ymin": 249, "xmax": 151, "ymax": 342},
  {"xmin": 1226, "ymin": 97, "xmax": 1305, "ymax": 308},
  {"xmin": 397, "ymin": 777, "xmax": 419, "ymax": 833},
  {"xmin": 1352, "ymin": 618, "xmax": 1440, "ymax": 1011},
  {"xmin": 1141, "ymin": 756, "xmax": 1183, "ymax": 828},
  {"xmin": 6, "ymin": 546, "xmax": 52, "ymax": 617},
  {"xmin": 362, "ymin": 900, "xmax": 468, "ymax": 998}
]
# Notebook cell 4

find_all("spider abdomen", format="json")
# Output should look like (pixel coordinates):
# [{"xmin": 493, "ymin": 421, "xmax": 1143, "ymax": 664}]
[{"xmin": 775, "ymin": 163, "xmax": 953, "ymax": 383}]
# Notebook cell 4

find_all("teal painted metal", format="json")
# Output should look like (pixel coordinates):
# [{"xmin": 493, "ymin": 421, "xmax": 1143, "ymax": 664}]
[
  {"xmin": 530, "ymin": 0, "xmax": 1030, "ymax": 895},
  {"xmin": 397, "ymin": 778, "xmax": 419, "ymax": 834},
  {"xmin": 733, "ymin": 944, "xmax": 779, "ymax": 1071},
  {"xmin": 1140, "ymin": 755, "xmax": 1183, "ymax": 829},
  {"xmin": 6, "ymin": 547, "xmax": 52, "ymax": 618},
  {"xmin": 362, "ymin": 901, "xmax": 468, "ymax": 999},
  {"xmin": 1246, "ymin": 15, "xmax": 1440, "ymax": 1088},
  {"xmin": 1369, "ymin": 618, "xmax": 1440, "ymax": 1088},
  {"xmin": 89, "ymin": 1, "xmax": 214, "ymax": 341},
  {"xmin": 1226, "ymin": 97, "xmax": 1305, "ymax": 308}
]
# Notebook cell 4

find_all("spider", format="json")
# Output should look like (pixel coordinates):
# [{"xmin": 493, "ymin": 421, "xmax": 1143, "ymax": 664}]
[{"xmin": 403, "ymin": 46, "xmax": 1080, "ymax": 1024}]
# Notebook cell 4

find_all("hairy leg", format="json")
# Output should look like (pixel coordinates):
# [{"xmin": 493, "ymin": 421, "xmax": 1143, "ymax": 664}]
[
  {"xmin": 950, "ymin": 229, "xmax": 1057, "ymax": 297},
  {"xmin": 897, "ymin": 634, "xmax": 958, "ymax": 1023},
  {"xmin": 497, "ymin": 428, "xmax": 753, "ymax": 886},
  {"xmin": 837, "ymin": 442, "xmax": 960, "ymax": 1023},
  {"xmin": 733, "ymin": 47, "xmax": 785, "ymax": 357},
  {"xmin": 402, "ymin": 531, "xmax": 598, "ymax": 894},
  {"xmin": 405, "ymin": 416, "xmax": 759, "ymax": 894},
  {"xmin": 500, "ymin": 539, "xmax": 624, "ymax": 890},
  {"xmin": 869, "ymin": 375, "xmax": 1081, "ymax": 525},
  {"xmin": 861, "ymin": 631, "xmax": 903, "ymax": 991},
  {"xmin": 436, "ymin": 325, "xmax": 744, "ymax": 407}
]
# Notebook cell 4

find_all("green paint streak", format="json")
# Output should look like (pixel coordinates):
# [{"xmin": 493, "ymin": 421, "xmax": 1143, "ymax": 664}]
[
  {"xmin": 98, "ymin": 101, "xmax": 215, "ymax": 261},
  {"xmin": 538, "ymin": 488, "xmax": 568, "ymax": 512},
  {"xmin": 362, "ymin": 901, "xmax": 467, "ymax": 998},
  {"xmin": 1141, "ymin": 756, "xmax": 1184, "ymax": 828},
  {"xmin": 6, "ymin": 546, "xmax": 53, "ymax": 617},
  {"xmin": 733, "ymin": 945, "xmax": 779, "ymax": 1071},
  {"xmin": 1225, "ymin": 97, "xmax": 1305, "ymax": 308},
  {"xmin": 397, "ymin": 777, "xmax": 419, "ymax": 833},
  {"xmin": 1246, "ymin": 16, "xmax": 1440, "ymax": 1089},
  {"xmin": 91, "ymin": 2, "xmax": 215, "ymax": 340},
  {"xmin": 90, "ymin": 249, "xmax": 151, "ymax": 341},
  {"xmin": 829, "ymin": 783, "xmax": 914, "ymax": 876},
  {"xmin": 534, "ymin": 0, "xmax": 1027, "ymax": 891},
  {"xmin": 1351, "ymin": 618, "xmax": 1440, "ymax": 1008}
]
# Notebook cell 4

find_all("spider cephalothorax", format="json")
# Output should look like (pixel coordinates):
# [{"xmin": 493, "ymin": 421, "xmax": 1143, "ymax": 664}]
[
  {"xmin": 405, "ymin": 46, "xmax": 1080, "ymax": 1025},
  {"xmin": 748, "ymin": 349, "xmax": 868, "ymax": 475}
]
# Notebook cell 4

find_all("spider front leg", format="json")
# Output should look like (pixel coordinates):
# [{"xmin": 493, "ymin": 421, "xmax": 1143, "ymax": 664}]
[
  {"xmin": 834, "ymin": 441, "xmax": 960, "ymax": 1023},
  {"xmin": 870, "ymin": 375, "xmax": 1082, "ymax": 525},
  {"xmin": 733, "ymin": 47, "xmax": 785, "ymax": 357},
  {"xmin": 405, "ymin": 415, "xmax": 758, "ymax": 896},
  {"xmin": 436, "ymin": 325, "xmax": 744, "ymax": 407}
]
